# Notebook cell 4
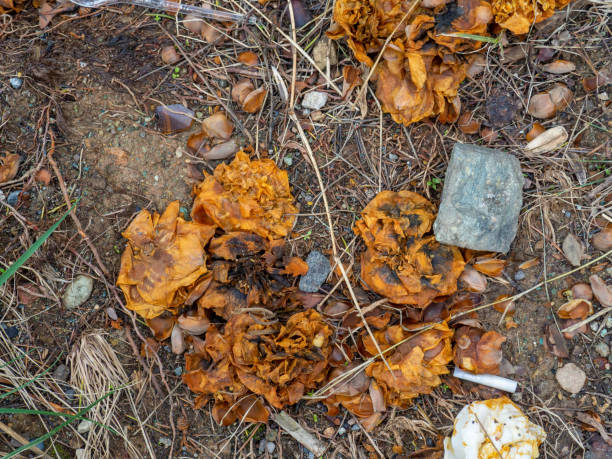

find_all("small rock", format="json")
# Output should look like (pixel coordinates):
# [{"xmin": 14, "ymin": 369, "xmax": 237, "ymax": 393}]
[
  {"xmin": 258, "ymin": 439, "xmax": 266, "ymax": 454},
  {"xmin": 590, "ymin": 322, "xmax": 600, "ymax": 333},
  {"xmin": 75, "ymin": 449, "xmax": 86, "ymax": 459},
  {"xmin": 266, "ymin": 441, "xmax": 276, "ymax": 454},
  {"xmin": 53, "ymin": 364, "xmax": 69, "ymax": 382},
  {"xmin": 283, "ymin": 156, "xmax": 293, "ymax": 167},
  {"xmin": 337, "ymin": 426, "xmax": 347, "ymax": 435},
  {"xmin": 65, "ymin": 387, "xmax": 76, "ymax": 401},
  {"xmin": 158, "ymin": 436, "xmax": 172, "ymax": 448},
  {"xmin": 433, "ymin": 144, "xmax": 523, "ymax": 253},
  {"xmin": 62, "ymin": 275, "xmax": 94, "ymax": 309},
  {"xmin": 299, "ymin": 251, "xmax": 331, "ymax": 293},
  {"xmin": 514, "ymin": 270, "xmax": 526, "ymax": 281},
  {"xmin": 351, "ymin": 424, "xmax": 360, "ymax": 431},
  {"xmin": 312, "ymin": 37, "xmax": 337, "ymax": 70},
  {"xmin": 9, "ymin": 77, "xmax": 23, "ymax": 89},
  {"xmin": 7, "ymin": 190, "xmax": 20, "ymax": 206},
  {"xmin": 323, "ymin": 427, "xmax": 334, "ymax": 437},
  {"xmin": 77, "ymin": 420, "xmax": 93, "ymax": 434},
  {"xmin": 265, "ymin": 428, "xmax": 277, "ymax": 442},
  {"xmin": 2, "ymin": 325, "xmax": 18, "ymax": 339},
  {"xmin": 388, "ymin": 153, "xmax": 399, "ymax": 161},
  {"xmin": 302, "ymin": 91, "xmax": 328, "ymax": 110},
  {"xmin": 174, "ymin": 366, "xmax": 182, "ymax": 376},
  {"xmin": 555, "ymin": 362, "xmax": 586, "ymax": 394},
  {"xmin": 594, "ymin": 342, "xmax": 610, "ymax": 358}
]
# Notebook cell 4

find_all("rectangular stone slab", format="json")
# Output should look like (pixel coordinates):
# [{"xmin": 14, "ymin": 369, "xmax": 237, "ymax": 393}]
[{"xmin": 433, "ymin": 143, "xmax": 523, "ymax": 253}]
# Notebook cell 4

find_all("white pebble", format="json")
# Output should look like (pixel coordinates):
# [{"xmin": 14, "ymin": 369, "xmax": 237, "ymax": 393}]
[{"xmin": 302, "ymin": 91, "xmax": 328, "ymax": 110}]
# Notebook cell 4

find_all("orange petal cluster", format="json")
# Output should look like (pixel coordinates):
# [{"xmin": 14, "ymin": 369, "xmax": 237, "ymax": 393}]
[
  {"xmin": 323, "ymin": 322, "xmax": 454, "ymax": 430},
  {"xmin": 183, "ymin": 310, "xmax": 332, "ymax": 425},
  {"xmin": 329, "ymin": 0, "xmax": 573, "ymax": 125},
  {"xmin": 117, "ymin": 201, "xmax": 215, "ymax": 319},
  {"xmin": 192, "ymin": 151, "xmax": 297, "ymax": 240},
  {"xmin": 491, "ymin": 0, "xmax": 572, "ymax": 35},
  {"xmin": 354, "ymin": 191, "xmax": 465, "ymax": 306}
]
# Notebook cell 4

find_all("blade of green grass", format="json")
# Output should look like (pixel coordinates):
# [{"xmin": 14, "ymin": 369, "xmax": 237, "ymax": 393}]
[
  {"xmin": 0, "ymin": 408, "xmax": 117, "ymax": 435},
  {"xmin": 0, "ymin": 198, "xmax": 79, "ymax": 288},
  {"xmin": 4, "ymin": 387, "xmax": 119, "ymax": 458},
  {"xmin": 438, "ymin": 32, "xmax": 499, "ymax": 43},
  {"xmin": 0, "ymin": 354, "xmax": 62, "ymax": 401}
]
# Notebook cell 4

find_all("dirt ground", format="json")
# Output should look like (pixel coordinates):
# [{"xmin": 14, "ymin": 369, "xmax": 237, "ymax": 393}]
[{"xmin": 0, "ymin": 1, "xmax": 611, "ymax": 458}]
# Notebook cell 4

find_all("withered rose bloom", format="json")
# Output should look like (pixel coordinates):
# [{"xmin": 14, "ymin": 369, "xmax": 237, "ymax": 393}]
[
  {"xmin": 182, "ymin": 310, "xmax": 332, "ymax": 425},
  {"xmin": 191, "ymin": 151, "xmax": 298, "ymax": 240},
  {"xmin": 491, "ymin": 0, "xmax": 572, "ymax": 35},
  {"xmin": 354, "ymin": 191, "xmax": 465, "ymax": 306},
  {"xmin": 117, "ymin": 201, "xmax": 215, "ymax": 319}
]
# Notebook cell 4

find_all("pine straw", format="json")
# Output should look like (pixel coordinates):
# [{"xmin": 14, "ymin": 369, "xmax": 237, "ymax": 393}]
[{"xmin": 68, "ymin": 331, "xmax": 152, "ymax": 458}]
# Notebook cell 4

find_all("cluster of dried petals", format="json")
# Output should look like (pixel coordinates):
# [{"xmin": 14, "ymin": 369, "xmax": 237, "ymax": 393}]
[
  {"xmin": 329, "ymin": 0, "xmax": 573, "ymax": 125},
  {"xmin": 323, "ymin": 322, "xmax": 454, "ymax": 430},
  {"xmin": 328, "ymin": 0, "xmax": 494, "ymax": 124},
  {"xmin": 491, "ymin": 0, "xmax": 572, "ymax": 35},
  {"xmin": 117, "ymin": 201, "xmax": 215, "ymax": 319},
  {"xmin": 354, "ymin": 191, "xmax": 464, "ymax": 306},
  {"xmin": 183, "ymin": 310, "xmax": 332, "ymax": 424},
  {"xmin": 192, "ymin": 151, "xmax": 298, "ymax": 240},
  {"xmin": 453, "ymin": 325, "xmax": 506, "ymax": 374}
]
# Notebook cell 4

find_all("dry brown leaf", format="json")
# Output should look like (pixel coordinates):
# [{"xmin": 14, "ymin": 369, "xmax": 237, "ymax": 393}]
[
  {"xmin": 161, "ymin": 46, "xmax": 180, "ymax": 65},
  {"xmin": 238, "ymin": 51, "xmax": 258, "ymax": 67},
  {"xmin": 183, "ymin": 14, "xmax": 204, "ymax": 34},
  {"xmin": 39, "ymin": 1, "xmax": 74, "ymax": 28},
  {"xmin": 493, "ymin": 294, "xmax": 515, "ymax": 315},
  {"xmin": 549, "ymin": 83, "xmax": 573, "ymax": 110},
  {"xmin": 541, "ymin": 60, "xmax": 576, "ymax": 74},
  {"xmin": 459, "ymin": 265, "xmax": 487, "ymax": 292},
  {"xmin": 524, "ymin": 125, "xmax": 568, "ymax": 154},
  {"xmin": 201, "ymin": 23, "xmax": 221, "ymax": 43},
  {"xmin": 201, "ymin": 112, "xmax": 233, "ymax": 140},
  {"xmin": 242, "ymin": 87, "xmax": 267, "ymax": 113},
  {"xmin": 282, "ymin": 257, "xmax": 309, "ymax": 276},
  {"xmin": 591, "ymin": 224, "xmax": 612, "ymax": 251},
  {"xmin": 589, "ymin": 275, "xmax": 612, "ymax": 307},
  {"xmin": 0, "ymin": 153, "xmax": 20, "ymax": 183},
  {"xmin": 544, "ymin": 323, "xmax": 569, "ymax": 358},
  {"xmin": 232, "ymin": 80, "xmax": 255, "ymax": 105},
  {"xmin": 558, "ymin": 299, "xmax": 593, "ymax": 320},
  {"xmin": 203, "ymin": 139, "xmax": 239, "ymax": 160},
  {"xmin": 562, "ymin": 233, "xmax": 584, "ymax": 267},
  {"xmin": 527, "ymin": 93, "xmax": 557, "ymax": 119}
]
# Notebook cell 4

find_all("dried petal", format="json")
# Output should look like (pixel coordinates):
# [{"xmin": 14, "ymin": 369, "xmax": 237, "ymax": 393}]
[
  {"xmin": 183, "ymin": 14, "xmax": 204, "ymax": 34},
  {"xmin": 161, "ymin": 46, "xmax": 180, "ymax": 65},
  {"xmin": 571, "ymin": 283, "xmax": 593, "ymax": 301},
  {"xmin": 35, "ymin": 168, "xmax": 51, "ymax": 185},
  {"xmin": 171, "ymin": 324, "xmax": 186, "ymax": 354},
  {"xmin": 562, "ymin": 233, "xmax": 584, "ymax": 267},
  {"xmin": 473, "ymin": 258, "xmax": 506, "ymax": 277},
  {"xmin": 591, "ymin": 224, "xmax": 612, "ymax": 251},
  {"xmin": 589, "ymin": 274, "xmax": 612, "ymax": 307},
  {"xmin": 242, "ymin": 87, "xmax": 267, "ymax": 113},
  {"xmin": 203, "ymin": 139, "xmax": 239, "ymax": 160},
  {"xmin": 549, "ymin": 84, "xmax": 573, "ymax": 111},
  {"xmin": 525, "ymin": 122, "xmax": 546, "ymax": 141},
  {"xmin": 201, "ymin": 112, "xmax": 233, "ymax": 140},
  {"xmin": 282, "ymin": 257, "xmax": 309, "ymax": 276},
  {"xmin": 457, "ymin": 111, "xmax": 481, "ymax": 134},
  {"xmin": 156, "ymin": 104, "xmax": 194, "ymax": 134},
  {"xmin": 232, "ymin": 80, "xmax": 255, "ymax": 105},
  {"xmin": 541, "ymin": 60, "xmax": 576, "ymax": 74},
  {"xmin": 525, "ymin": 126, "xmax": 568, "ymax": 154},
  {"xmin": 178, "ymin": 313, "xmax": 210, "ymax": 335},
  {"xmin": 238, "ymin": 51, "xmax": 258, "ymax": 66},
  {"xmin": 492, "ymin": 294, "xmax": 515, "ymax": 315},
  {"xmin": 558, "ymin": 299, "xmax": 593, "ymax": 320},
  {"xmin": 527, "ymin": 93, "xmax": 557, "ymax": 119},
  {"xmin": 454, "ymin": 326, "xmax": 506, "ymax": 374},
  {"xmin": 0, "ymin": 153, "xmax": 20, "ymax": 183},
  {"xmin": 459, "ymin": 266, "xmax": 487, "ymax": 292}
]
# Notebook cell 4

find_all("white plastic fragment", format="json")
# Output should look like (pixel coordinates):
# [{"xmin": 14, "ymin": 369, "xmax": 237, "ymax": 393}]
[
  {"xmin": 453, "ymin": 367, "xmax": 518, "ymax": 393},
  {"xmin": 444, "ymin": 397, "xmax": 546, "ymax": 459}
]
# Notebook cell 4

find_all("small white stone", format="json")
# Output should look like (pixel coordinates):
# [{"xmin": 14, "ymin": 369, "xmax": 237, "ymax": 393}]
[
  {"xmin": 154, "ymin": 175, "xmax": 159, "ymax": 182},
  {"xmin": 301, "ymin": 91, "xmax": 328, "ymax": 110},
  {"xmin": 62, "ymin": 275, "xmax": 94, "ymax": 309},
  {"xmin": 77, "ymin": 420, "xmax": 93, "ymax": 434},
  {"xmin": 75, "ymin": 449, "xmax": 86, "ymax": 459},
  {"xmin": 597, "ymin": 92, "xmax": 609, "ymax": 101},
  {"xmin": 595, "ymin": 342, "xmax": 610, "ymax": 357}
]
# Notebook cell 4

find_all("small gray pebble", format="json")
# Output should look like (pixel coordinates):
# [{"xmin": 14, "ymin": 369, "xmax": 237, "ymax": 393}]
[
  {"xmin": 299, "ymin": 251, "xmax": 331, "ymax": 293},
  {"xmin": 258, "ymin": 439, "xmax": 266, "ymax": 454},
  {"xmin": 594, "ymin": 341, "xmax": 610, "ymax": 358},
  {"xmin": 9, "ymin": 77, "xmax": 23, "ymax": 89},
  {"xmin": 388, "ymin": 153, "xmax": 399, "ymax": 161},
  {"xmin": 307, "ymin": 452, "xmax": 314, "ymax": 459},
  {"xmin": 266, "ymin": 442, "xmax": 276, "ymax": 454},
  {"xmin": 351, "ymin": 424, "xmax": 360, "ymax": 431},
  {"xmin": 53, "ymin": 364, "xmax": 69, "ymax": 382},
  {"xmin": 591, "ymin": 322, "xmax": 600, "ymax": 332},
  {"xmin": 337, "ymin": 427, "xmax": 346, "ymax": 435},
  {"xmin": 283, "ymin": 156, "xmax": 293, "ymax": 167},
  {"xmin": 7, "ymin": 190, "xmax": 20, "ymax": 206},
  {"xmin": 174, "ymin": 366, "xmax": 182, "ymax": 376},
  {"xmin": 514, "ymin": 270, "xmax": 526, "ymax": 281},
  {"xmin": 158, "ymin": 437, "xmax": 172, "ymax": 448}
]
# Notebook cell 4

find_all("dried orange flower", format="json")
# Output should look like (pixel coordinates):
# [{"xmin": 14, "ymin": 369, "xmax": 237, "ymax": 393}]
[
  {"xmin": 192, "ymin": 151, "xmax": 297, "ymax": 240},
  {"xmin": 183, "ymin": 310, "xmax": 332, "ymax": 425},
  {"xmin": 492, "ymin": 0, "xmax": 572, "ymax": 35},
  {"xmin": 362, "ymin": 322, "xmax": 454, "ymax": 407},
  {"xmin": 117, "ymin": 201, "xmax": 215, "ymax": 319},
  {"xmin": 355, "ymin": 191, "xmax": 464, "ymax": 306}
]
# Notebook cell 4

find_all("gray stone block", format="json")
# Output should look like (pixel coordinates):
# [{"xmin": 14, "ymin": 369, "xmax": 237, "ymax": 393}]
[
  {"xmin": 299, "ymin": 251, "xmax": 331, "ymax": 293},
  {"xmin": 433, "ymin": 144, "xmax": 523, "ymax": 253}
]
